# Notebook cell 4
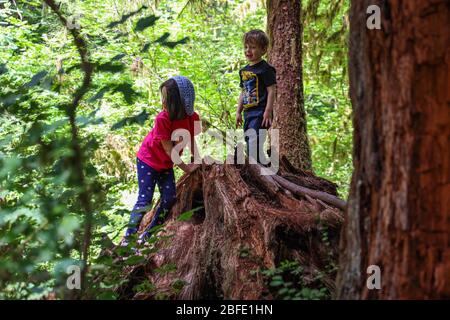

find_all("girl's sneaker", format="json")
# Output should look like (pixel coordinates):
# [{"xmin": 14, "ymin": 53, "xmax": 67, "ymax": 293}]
[{"xmin": 119, "ymin": 238, "xmax": 130, "ymax": 247}]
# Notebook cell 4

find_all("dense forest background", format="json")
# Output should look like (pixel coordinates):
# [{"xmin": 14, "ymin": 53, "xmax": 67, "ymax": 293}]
[{"xmin": 0, "ymin": 0, "xmax": 350, "ymax": 299}]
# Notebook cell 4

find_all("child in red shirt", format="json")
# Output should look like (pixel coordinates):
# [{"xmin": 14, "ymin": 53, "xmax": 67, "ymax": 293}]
[{"xmin": 124, "ymin": 76, "xmax": 201, "ymax": 245}]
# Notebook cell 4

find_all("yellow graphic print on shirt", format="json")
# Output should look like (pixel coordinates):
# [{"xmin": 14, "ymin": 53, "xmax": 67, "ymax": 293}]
[{"xmin": 241, "ymin": 70, "xmax": 259, "ymax": 109}]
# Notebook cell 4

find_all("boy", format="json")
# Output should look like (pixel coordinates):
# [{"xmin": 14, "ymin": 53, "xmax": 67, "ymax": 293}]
[{"xmin": 236, "ymin": 29, "xmax": 277, "ymax": 164}]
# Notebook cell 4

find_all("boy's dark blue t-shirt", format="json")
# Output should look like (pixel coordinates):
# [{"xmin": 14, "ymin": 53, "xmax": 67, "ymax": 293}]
[{"xmin": 239, "ymin": 60, "xmax": 277, "ymax": 115}]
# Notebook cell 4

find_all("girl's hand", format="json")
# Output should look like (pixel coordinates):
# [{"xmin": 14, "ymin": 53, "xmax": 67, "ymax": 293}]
[{"xmin": 262, "ymin": 110, "xmax": 272, "ymax": 128}]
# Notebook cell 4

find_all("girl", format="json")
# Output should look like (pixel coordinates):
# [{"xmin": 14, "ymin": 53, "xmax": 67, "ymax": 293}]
[{"xmin": 123, "ymin": 76, "xmax": 201, "ymax": 245}]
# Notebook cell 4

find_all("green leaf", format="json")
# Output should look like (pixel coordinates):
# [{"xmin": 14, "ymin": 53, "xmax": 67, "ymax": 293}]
[
  {"xmin": 141, "ymin": 42, "xmax": 152, "ymax": 53},
  {"xmin": 0, "ymin": 207, "xmax": 45, "ymax": 226},
  {"xmin": 76, "ymin": 115, "xmax": 104, "ymax": 128},
  {"xmin": 278, "ymin": 287, "xmax": 289, "ymax": 295},
  {"xmin": 134, "ymin": 15, "xmax": 159, "ymax": 32},
  {"xmin": 58, "ymin": 215, "xmax": 80, "ymax": 245},
  {"xmin": 112, "ymin": 83, "xmax": 139, "ymax": 104},
  {"xmin": 25, "ymin": 71, "xmax": 48, "ymax": 88},
  {"xmin": 143, "ymin": 35, "xmax": 189, "ymax": 52},
  {"xmin": 96, "ymin": 62, "xmax": 125, "ymax": 73},
  {"xmin": 269, "ymin": 280, "xmax": 283, "ymax": 287},
  {"xmin": 115, "ymin": 246, "xmax": 133, "ymax": 256},
  {"xmin": 0, "ymin": 156, "xmax": 22, "ymax": 178},
  {"xmin": 96, "ymin": 255, "xmax": 113, "ymax": 266},
  {"xmin": 154, "ymin": 32, "xmax": 170, "ymax": 43},
  {"xmin": 111, "ymin": 53, "xmax": 126, "ymax": 61},
  {"xmin": 88, "ymin": 87, "xmax": 108, "ymax": 103},
  {"xmin": 139, "ymin": 247, "xmax": 158, "ymax": 255},
  {"xmin": 0, "ymin": 63, "xmax": 7, "ymax": 75},
  {"xmin": 0, "ymin": 93, "xmax": 22, "ymax": 106},
  {"xmin": 53, "ymin": 259, "xmax": 81, "ymax": 278},
  {"xmin": 107, "ymin": 5, "xmax": 148, "ymax": 28},
  {"xmin": 154, "ymin": 263, "xmax": 176, "ymax": 275},
  {"xmin": 111, "ymin": 110, "xmax": 149, "ymax": 130},
  {"xmin": 42, "ymin": 118, "xmax": 67, "ymax": 135},
  {"xmin": 140, "ymin": 33, "xmax": 170, "ymax": 52},
  {"xmin": 171, "ymin": 279, "xmax": 185, "ymax": 293},
  {"xmin": 66, "ymin": 63, "xmax": 82, "ymax": 73},
  {"xmin": 133, "ymin": 280, "xmax": 155, "ymax": 293},
  {"xmin": 97, "ymin": 291, "xmax": 117, "ymax": 300},
  {"xmin": 177, "ymin": 211, "xmax": 194, "ymax": 222},
  {"xmin": 162, "ymin": 37, "xmax": 189, "ymax": 49},
  {"xmin": 124, "ymin": 255, "xmax": 146, "ymax": 266},
  {"xmin": 176, "ymin": 207, "xmax": 203, "ymax": 222}
]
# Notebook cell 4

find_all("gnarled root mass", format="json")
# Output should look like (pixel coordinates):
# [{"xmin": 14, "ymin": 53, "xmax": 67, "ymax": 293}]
[{"xmin": 115, "ymin": 157, "xmax": 345, "ymax": 299}]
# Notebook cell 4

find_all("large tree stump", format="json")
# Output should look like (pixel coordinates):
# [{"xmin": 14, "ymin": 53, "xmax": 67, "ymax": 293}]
[{"xmin": 116, "ymin": 157, "xmax": 344, "ymax": 299}]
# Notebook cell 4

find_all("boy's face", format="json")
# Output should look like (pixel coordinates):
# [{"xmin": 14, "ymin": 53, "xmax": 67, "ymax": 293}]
[{"xmin": 244, "ymin": 41, "xmax": 266, "ymax": 63}]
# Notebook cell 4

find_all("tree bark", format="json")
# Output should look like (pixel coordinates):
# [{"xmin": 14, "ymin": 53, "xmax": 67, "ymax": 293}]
[
  {"xmin": 114, "ymin": 159, "xmax": 344, "ymax": 299},
  {"xmin": 336, "ymin": 0, "xmax": 450, "ymax": 299},
  {"xmin": 267, "ymin": 0, "xmax": 312, "ymax": 171}
]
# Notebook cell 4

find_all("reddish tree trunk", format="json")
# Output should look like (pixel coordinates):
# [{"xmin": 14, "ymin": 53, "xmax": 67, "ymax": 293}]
[
  {"xmin": 267, "ymin": 0, "xmax": 312, "ymax": 170},
  {"xmin": 336, "ymin": 0, "xmax": 450, "ymax": 299}
]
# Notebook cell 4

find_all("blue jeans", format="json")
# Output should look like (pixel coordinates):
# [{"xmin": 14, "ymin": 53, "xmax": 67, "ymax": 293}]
[
  {"xmin": 125, "ymin": 158, "xmax": 176, "ymax": 241},
  {"xmin": 243, "ymin": 109, "xmax": 268, "ymax": 164}
]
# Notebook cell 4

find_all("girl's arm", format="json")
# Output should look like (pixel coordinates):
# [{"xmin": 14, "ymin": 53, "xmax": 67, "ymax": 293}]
[{"xmin": 160, "ymin": 139, "xmax": 199, "ymax": 173}]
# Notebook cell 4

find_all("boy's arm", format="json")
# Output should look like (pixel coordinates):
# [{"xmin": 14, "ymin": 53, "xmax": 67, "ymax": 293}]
[
  {"xmin": 262, "ymin": 85, "xmax": 276, "ymax": 128},
  {"xmin": 237, "ymin": 91, "xmax": 244, "ymax": 113},
  {"xmin": 236, "ymin": 91, "xmax": 244, "ymax": 128}
]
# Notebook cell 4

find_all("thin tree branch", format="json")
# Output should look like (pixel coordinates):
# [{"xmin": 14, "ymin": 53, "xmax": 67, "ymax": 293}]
[
  {"xmin": 272, "ymin": 174, "xmax": 347, "ymax": 210},
  {"xmin": 43, "ymin": 0, "xmax": 94, "ymax": 299}
]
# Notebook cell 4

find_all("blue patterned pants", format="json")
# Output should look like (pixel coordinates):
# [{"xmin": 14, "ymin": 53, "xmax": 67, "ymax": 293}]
[{"xmin": 125, "ymin": 158, "xmax": 176, "ymax": 241}]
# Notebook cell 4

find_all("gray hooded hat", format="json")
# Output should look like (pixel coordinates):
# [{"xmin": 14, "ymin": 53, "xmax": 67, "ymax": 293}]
[{"xmin": 171, "ymin": 75, "xmax": 195, "ymax": 116}]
